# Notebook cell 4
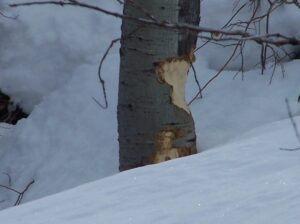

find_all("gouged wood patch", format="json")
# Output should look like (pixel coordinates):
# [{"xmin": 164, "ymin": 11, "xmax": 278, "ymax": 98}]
[
  {"xmin": 148, "ymin": 128, "xmax": 197, "ymax": 164},
  {"xmin": 155, "ymin": 57, "xmax": 192, "ymax": 114}
]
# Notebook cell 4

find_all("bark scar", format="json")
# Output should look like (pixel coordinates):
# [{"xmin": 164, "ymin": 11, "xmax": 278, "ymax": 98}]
[
  {"xmin": 155, "ymin": 53, "xmax": 195, "ymax": 114},
  {"xmin": 147, "ymin": 128, "xmax": 197, "ymax": 164}
]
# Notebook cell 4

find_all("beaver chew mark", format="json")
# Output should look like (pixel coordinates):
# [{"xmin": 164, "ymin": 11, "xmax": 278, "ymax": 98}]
[
  {"xmin": 150, "ymin": 129, "xmax": 196, "ymax": 164},
  {"xmin": 156, "ymin": 58, "xmax": 191, "ymax": 114},
  {"xmin": 0, "ymin": 91, "xmax": 28, "ymax": 125}
]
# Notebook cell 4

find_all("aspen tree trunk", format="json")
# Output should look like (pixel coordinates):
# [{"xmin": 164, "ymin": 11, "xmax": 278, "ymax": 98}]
[{"xmin": 118, "ymin": 0, "xmax": 200, "ymax": 171}]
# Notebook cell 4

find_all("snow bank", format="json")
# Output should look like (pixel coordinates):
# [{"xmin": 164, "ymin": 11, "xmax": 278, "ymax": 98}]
[
  {"xmin": 189, "ymin": 57, "xmax": 300, "ymax": 149},
  {"xmin": 0, "ymin": 117, "xmax": 299, "ymax": 224},
  {"xmin": 0, "ymin": 0, "xmax": 121, "ymax": 112},
  {"xmin": 0, "ymin": 64, "xmax": 119, "ymax": 209},
  {"xmin": 0, "ymin": 0, "xmax": 122, "ymax": 209},
  {"xmin": 0, "ymin": 0, "xmax": 299, "ymax": 212}
]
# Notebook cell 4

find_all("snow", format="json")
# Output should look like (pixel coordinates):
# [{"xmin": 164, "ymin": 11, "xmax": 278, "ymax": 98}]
[
  {"xmin": 190, "ymin": 58, "xmax": 300, "ymax": 149},
  {"xmin": 0, "ymin": 0, "xmax": 122, "ymax": 112},
  {"xmin": 0, "ymin": 0, "xmax": 299, "ymax": 223},
  {"xmin": 0, "ymin": 117, "xmax": 300, "ymax": 224},
  {"xmin": 0, "ymin": 0, "xmax": 122, "ymax": 209}
]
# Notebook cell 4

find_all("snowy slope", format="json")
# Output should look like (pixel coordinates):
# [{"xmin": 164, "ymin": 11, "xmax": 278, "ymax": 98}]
[
  {"xmin": 0, "ymin": 0, "xmax": 122, "ymax": 112},
  {"xmin": 190, "ymin": 58, "xmax": 300, "ymax": 149},
  {"xmin": 0, "ymin": 0, "xmax": 300, "ymax": 213},
  {"xmin": 0, "ymin": 117, "xmax": 299, "ymax": 224},
  {"xmin": 0, "ymin": 0, "xmax": 122, "ymax": 209}
]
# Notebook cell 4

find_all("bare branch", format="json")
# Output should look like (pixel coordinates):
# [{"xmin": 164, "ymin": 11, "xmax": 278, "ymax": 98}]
[
  {"xmin": 283, "ymin": 0, "xmax": 300, "ymax": 8},
  {"xmin": 1, "ymin": 172, "xmax": 12, "ymax": 186},
  {"xmin": 92, "ymin": 37, "xmax": 121, "ymax": 109},
  {"xmin": 14, "ymin": 180, "xmax": 35, "ymax": 206},
  {"xmin": 10, "ymin": 1, "xmax": 300, "ymax": 46},
  {"xmin": 93, "ymin": 26, "xmax": 141, "ymax": 109},
  {"xmin": 189, "ymin": 43, "xmax": 240, "ymax": 105},
  {"xmin": 0, "ymin": 184, "xmax": 20, "ymax": 194},
  {"xmin": 0, "ymin": 180, "xmax": 35, "ymax": 206},
  {"xmin": 0, "ymin": 10, "xmax": 18, "ymax": 20},
  {"xmin": 279, "ymin": 98, "xmax": 300, "ymax": 151},
  {"xmin": 280, "ymin": 147, "xmax": 300, "ymax": 151},
  {"xmin": 285, "ymin": 98, "xmax": 300, "ymax": 142},
  {"xmin": 191, "ymin": 63, "xmax": 202, "ymax": 99}
]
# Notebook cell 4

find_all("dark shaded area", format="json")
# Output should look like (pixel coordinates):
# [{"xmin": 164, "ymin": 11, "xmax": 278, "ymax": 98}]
[
  {"xmin": 294, "ymin": 51, "xmax": 300, "ymax": 59},
  {"xmin": 290, "ymin": 46, "xmax": 300, "ymax": 60},
  {"xmin": 0, "ymin": 91, "xmax": 28, "ymax": 125}
]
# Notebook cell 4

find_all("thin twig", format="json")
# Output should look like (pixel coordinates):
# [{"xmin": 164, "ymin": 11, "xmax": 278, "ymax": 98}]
[
  {"xmin": 0, "ymin": 184, "xmax": 20, "ymax": 194},
  {"xmin": 191, "ymin": 63, "xmax": 202, "ymax": 99},
  {"xmin": 188, "ymin": 43, "xmax": 240, "ymax": 105},
  {"xmin": 279, "ymin": 98, "xmax": 300, "ymax": 151},
  {"xmin": 10, "ymin": 1, "xmax": 300, "ymax": 46},
  {"xmin": 0, "ymin": 180, "xmax": 35, "ymax": 206},
  {"xmin": 93, "ymin": 26, "xmax": 141, "ymax": 109},
  {"xmin": 285, "ymin": 98, "xmax": 300, "ymax": 142},
  {"xmin": 92, "ymin": 37, "xmax": 121, "ymax": 109},
  {"xmin": 0, "ymin": 11, "xmax": 18, "ymax": 20},
  {"xmin": 14, "ymin": 180, "xmax": 35, "ymax": 206},
  {"xmin": 280, "ymin": 147, "xmax": 300, "ymax": 151},
  {"xmin": 1, "ymin": 172, "xmax": 12, "ymax": 186}
]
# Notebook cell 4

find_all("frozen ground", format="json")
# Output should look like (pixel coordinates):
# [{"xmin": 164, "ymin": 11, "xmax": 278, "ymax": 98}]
[{"xmin": 0, "ymin": 0, "xmax": 299, "ymax": 222}]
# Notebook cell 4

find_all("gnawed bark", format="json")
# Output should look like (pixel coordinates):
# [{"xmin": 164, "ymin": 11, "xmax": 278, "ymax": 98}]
[{"xmin": 118, "ymin": 0, "xmax": 200, "ymax": 171}]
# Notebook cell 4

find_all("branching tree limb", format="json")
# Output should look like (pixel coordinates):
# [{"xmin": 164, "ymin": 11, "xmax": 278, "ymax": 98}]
[
  {"xmin": 10, "ymin": 1, "xmax": 300, "ymax": 46},
  {"xmin": 0, "ymin": 10, "xmax": 18, "ymax": 19},
  {"xmin": 0, "ymin": 180, "xmax": 35, "ymax": 206},
  {"xmin": 283, "ymin": 0, "xmax": 300, "ymax": 8},
  {"xmin": 92, "ymin": 26, "xmax": 142, "ymax": 109}
]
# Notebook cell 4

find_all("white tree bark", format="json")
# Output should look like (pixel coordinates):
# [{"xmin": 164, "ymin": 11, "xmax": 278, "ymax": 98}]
[{"xmin": 118, "ymin": 0, "xmax": 200, "ymax": 171}]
